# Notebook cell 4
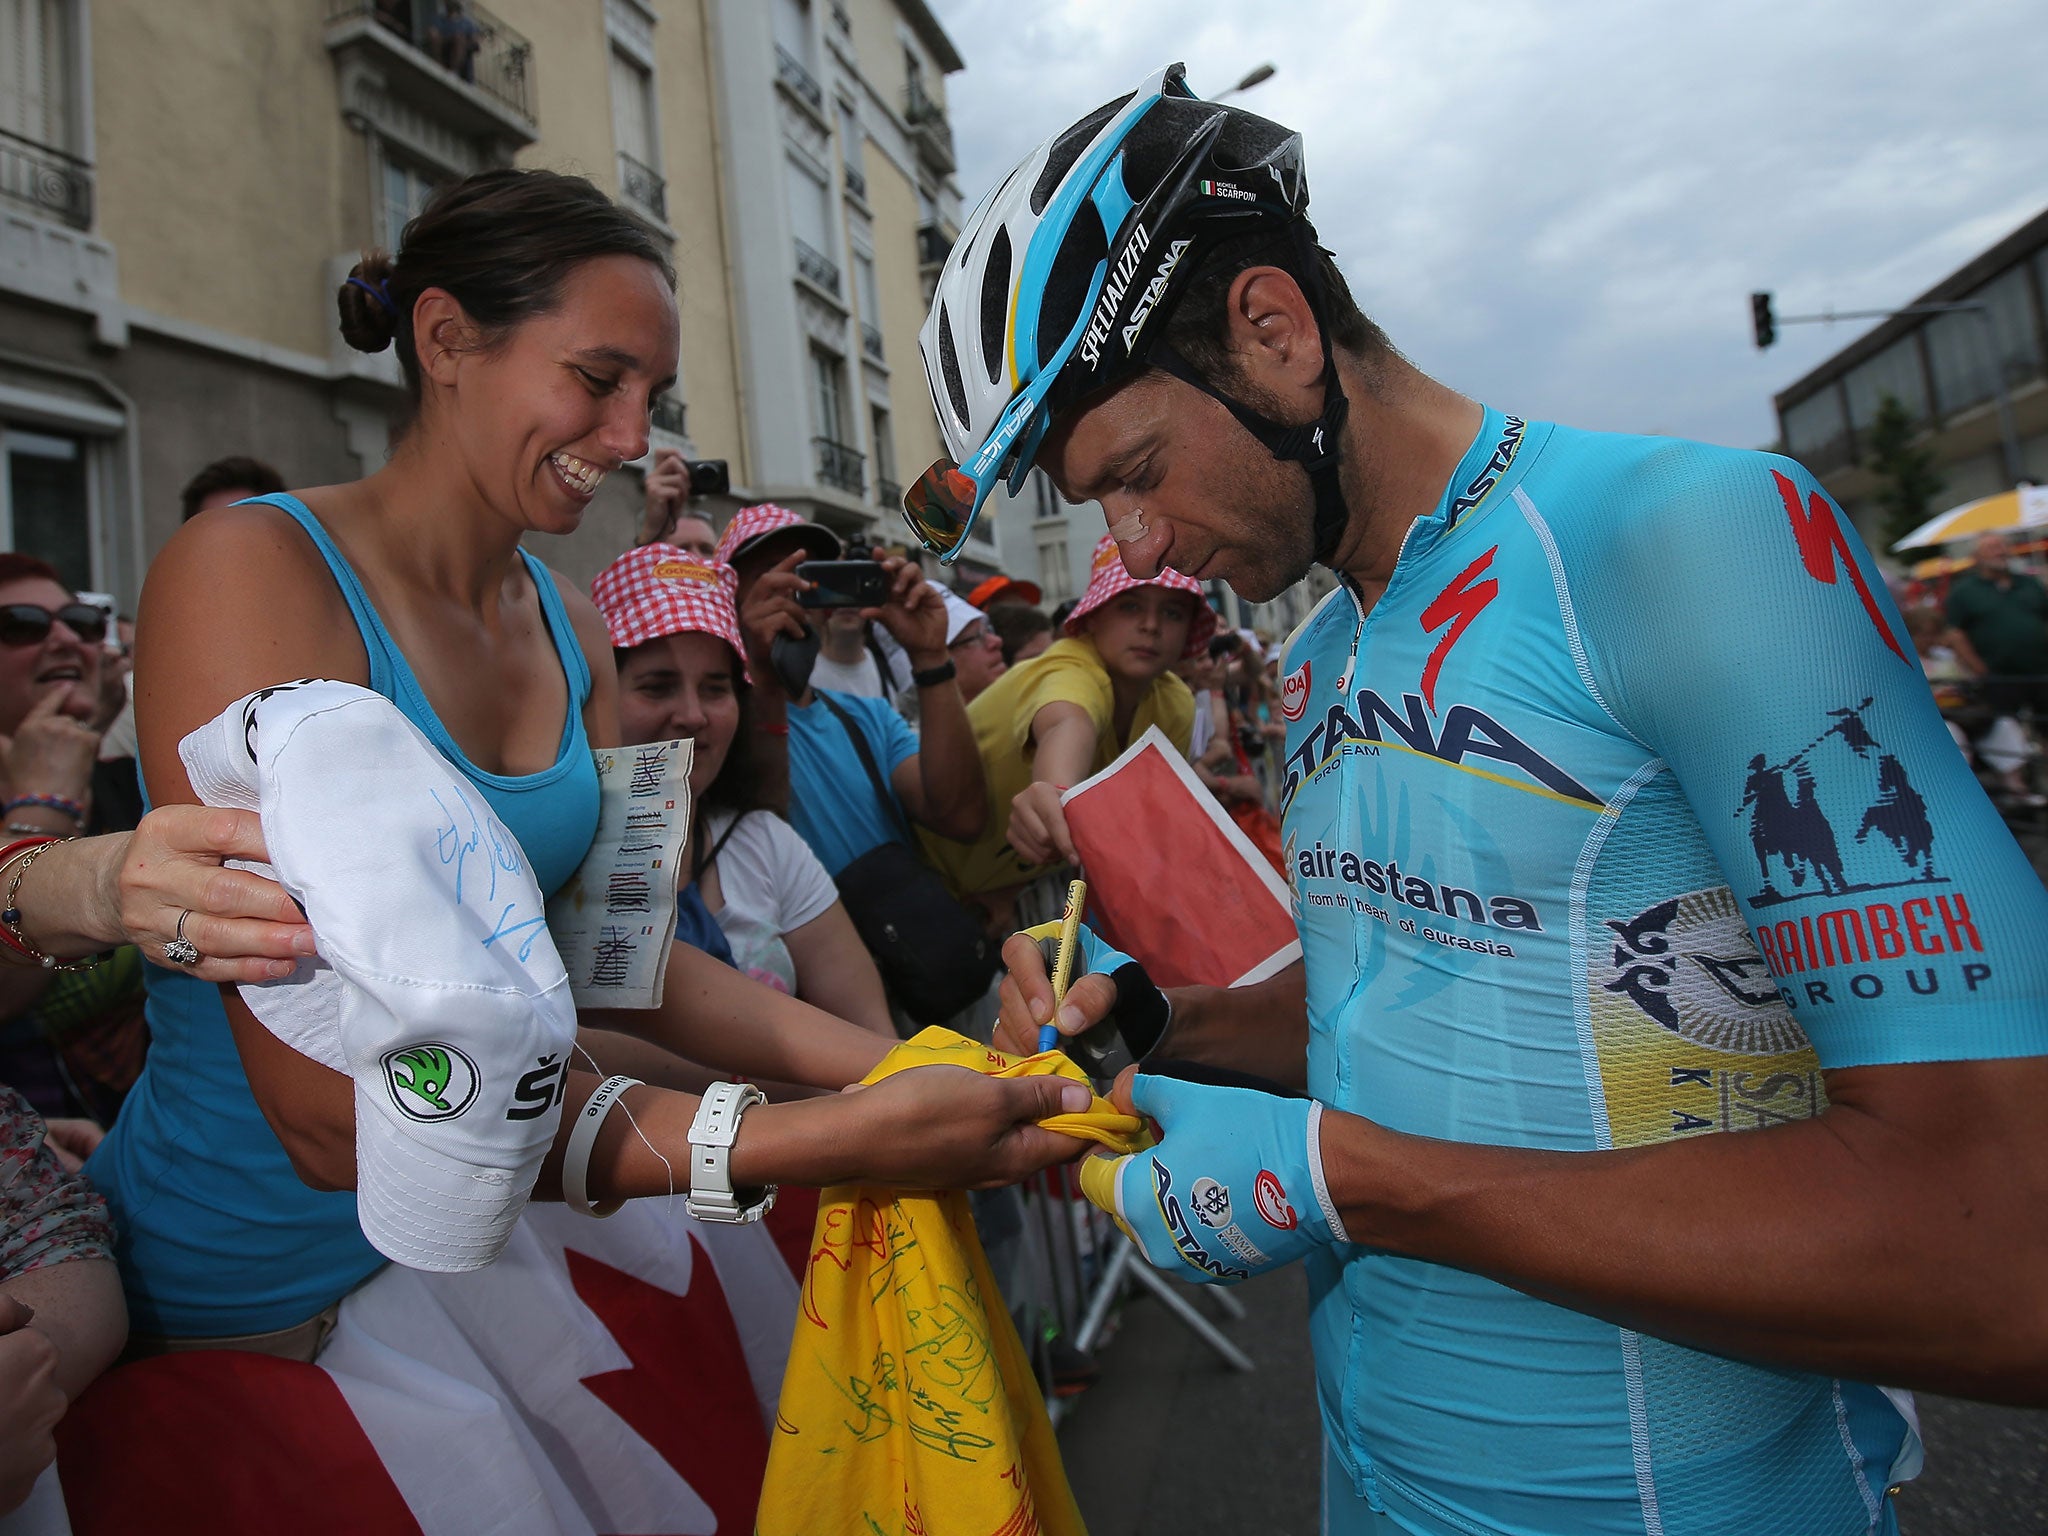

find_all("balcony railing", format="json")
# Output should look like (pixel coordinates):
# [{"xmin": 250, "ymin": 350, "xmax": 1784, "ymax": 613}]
[
  {"xmin": 842, "ymin": 164, "xmax": 867, "ymax": 202},
  {"xmin": 814, "ymin": 436, "xmax": 867, "ymax": 495},
  {"xmin": 775, "ymin": 45, "xmax": 824, "ymax": 113},
  {"xmin": 328, "ymin": 0, "xmax": 535, "ymax": 126},
  {"xmin": 861, "ymin": 323, "xmax": 885, "ymax": 362},
  {"xmin": 0, "ymin": 129, "xmax": 92, "ymax": 231},
  {"xmin": 916, "ymin": 221, "xmax": 953, "ymax": 270},
  {"xmin": 617, "ymin": 151, "xmax": 667, "ymax": 223},
  {"xmin": 794, "ymin": 237, "xmax": 841, "ymax": 295},
  {"xmin": 652, "ymin": 394, "xmax": 687, "ymax": 439},
  {"xmin": 830, "ymin": 0, "xmax": 852, "ymax": 34},
  {"xmin": 876, "ymin": 476, "xmax": 903, "ymax": 510},
  {"xmin": 902, "ymin": 77, "xmax": 955, "ymax": 171}
]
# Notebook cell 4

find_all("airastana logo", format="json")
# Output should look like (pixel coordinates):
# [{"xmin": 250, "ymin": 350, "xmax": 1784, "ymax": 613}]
[
  {"xmin": 1280, "ymin": 688, "xmax": 1597, "ymax": 810},
  {"xmin": 1281, "ymin": 660, "xmax": 1311, "ymax": 723}
]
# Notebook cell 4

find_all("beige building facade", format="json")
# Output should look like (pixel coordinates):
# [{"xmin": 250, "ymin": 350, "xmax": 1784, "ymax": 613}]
[{"xmin": 0, "ymin": 0, "xmax": 962, "ymax": 605}]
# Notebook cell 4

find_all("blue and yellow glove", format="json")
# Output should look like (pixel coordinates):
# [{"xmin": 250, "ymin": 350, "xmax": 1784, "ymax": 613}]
[{"xmin": 1077, "ymin": 1072, "xmax": 1349, "ymax": 1284}]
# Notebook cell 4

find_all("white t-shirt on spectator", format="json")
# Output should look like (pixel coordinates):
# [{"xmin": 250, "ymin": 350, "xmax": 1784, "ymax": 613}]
[
  {"xmin": 809, "ymin": 625, "xmax": 914, "ymax": 703},
  {"xmin": 702, "ymin": 808, "xmax": 839, "ymax": 996}
]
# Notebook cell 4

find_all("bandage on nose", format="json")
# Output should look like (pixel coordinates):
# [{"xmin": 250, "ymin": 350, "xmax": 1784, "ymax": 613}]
[{"xmin": 1108, "ymin": 508, "xmax": 1149, "ymax": 544}]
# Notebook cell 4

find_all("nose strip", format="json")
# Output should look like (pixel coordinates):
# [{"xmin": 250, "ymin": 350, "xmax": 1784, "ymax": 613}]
[{"xmin": 1108, "ymin": 508, "xmax": 1148, "ymax": 545}]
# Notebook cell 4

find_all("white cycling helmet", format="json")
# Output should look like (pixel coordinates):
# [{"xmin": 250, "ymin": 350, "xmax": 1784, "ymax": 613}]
[{"xmin": 905, "ymin": 62, "xmax": 1350, "ymax": 565}]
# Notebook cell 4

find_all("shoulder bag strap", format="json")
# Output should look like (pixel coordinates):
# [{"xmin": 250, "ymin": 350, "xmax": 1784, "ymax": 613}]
[{"xmin": 814, "ymin": 691, "xmax": 916, "ymax": 845}]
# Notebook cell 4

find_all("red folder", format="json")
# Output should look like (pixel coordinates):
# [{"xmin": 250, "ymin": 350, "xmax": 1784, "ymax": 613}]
[{"xmin": 1059, "ymin": 727, "xmax": 1301, "ymax": 989}]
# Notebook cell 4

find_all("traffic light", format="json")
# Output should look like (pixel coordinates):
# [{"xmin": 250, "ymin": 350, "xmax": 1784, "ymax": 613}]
[{"xmin": 1751, "ymin": 291, "xmax": 1776, "ymax": 350}]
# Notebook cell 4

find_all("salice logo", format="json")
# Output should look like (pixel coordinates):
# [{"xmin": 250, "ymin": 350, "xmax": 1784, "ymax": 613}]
[{"xmin": 1281, "ymin": 660, "xmax": 1311, "ymax": 723}]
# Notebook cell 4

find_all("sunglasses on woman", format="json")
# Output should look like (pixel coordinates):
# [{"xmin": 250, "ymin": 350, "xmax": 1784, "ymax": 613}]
[{"xmin": 0, "ymin": 603, "xmax": 110, "ymax": 648}]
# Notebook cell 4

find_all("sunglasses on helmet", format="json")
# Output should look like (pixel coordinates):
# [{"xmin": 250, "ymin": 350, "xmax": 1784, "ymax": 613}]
[{"xmin": 0, "ymin": 603, "xmax": 108, "ymax": 648}]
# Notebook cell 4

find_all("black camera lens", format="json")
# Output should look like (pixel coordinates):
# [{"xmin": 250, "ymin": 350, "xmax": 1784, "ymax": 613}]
[{"xmin": 686, "ymin": 459, "xmax": 730, "ymax": 498}]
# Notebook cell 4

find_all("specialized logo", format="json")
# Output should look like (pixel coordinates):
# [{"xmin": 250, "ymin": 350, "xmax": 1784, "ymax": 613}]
[
  {"xmin": 383, "ymin": 1043, "xmax": 480, "ymax": 1123},
  {"xmin": 1253, "ymin": 1170, "xmax": 1297, "ymax": 1231},
  {"xmin": 506, "ymin": 1052, "xmax": 568, "ymax": 1121},
  {"xmin": 1772, "ymin": 472, "xmax": 1907, "ymax": 664},
  {"xmin": 1120, "ymin": 238, "xmax": 1193, "ymax": 354},
  {"xmin": 1280, "ymin": 689, "xmax": 1599, "ymax": 810},
  {"xmin": 1600, "ymin": 888, "xmax": 1805, "ymax": 1056},
  {"xmin": 1189, "ymin": 1176, "xmax": 1230, "ymax": 1228},
  {"xmin": 1151, "ymin": 1160, "xmax": 1249, "ymax": 1282},
  {"xmin": 1280, "ymin": 660, "xmax": 1312, "ymax": 723},
  {"xmin": 1198, "ymin": 178, "xmax": 1256, "ymax": 202},
  {"xmin": 1078, "ymin": 221, "xmax": 1153, "ymax": 369},
  {"xmin": 1738, "ymin": 697, "xmax": 1941, "ymax": 907},
  {"xmin": 1446, "ymin": 416, "xmax": 1527, "ymax": 524},
  {"xmin": 1418, "ymin": 546, "xmax": 1499, "ymax": 712}
]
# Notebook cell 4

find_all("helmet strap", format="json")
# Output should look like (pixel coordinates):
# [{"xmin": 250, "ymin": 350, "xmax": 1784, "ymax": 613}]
[
  {"xmin": 1146, "ymin": 230, "xmax": 1354, "ymax": 565},
  {"xmin": 1150, "ymin": 339, "xmax": 1352, "ymax": 565}
]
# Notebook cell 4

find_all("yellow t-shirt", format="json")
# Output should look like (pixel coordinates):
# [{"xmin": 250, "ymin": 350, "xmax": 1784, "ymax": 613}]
[{"xmin": 921, "ymin": 636, "xmax": 1194, "ymax": 897}]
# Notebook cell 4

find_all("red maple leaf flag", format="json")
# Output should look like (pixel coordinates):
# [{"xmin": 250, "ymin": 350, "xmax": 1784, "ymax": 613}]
[{"xmin": 49, "ymin": 1207, "xmax": 797, "ymax": 1536}]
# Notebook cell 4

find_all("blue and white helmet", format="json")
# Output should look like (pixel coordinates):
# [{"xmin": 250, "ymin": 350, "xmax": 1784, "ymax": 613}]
[{"xmin": 904, "ymin": 63, "xmax": 1310, "ymax": 561}]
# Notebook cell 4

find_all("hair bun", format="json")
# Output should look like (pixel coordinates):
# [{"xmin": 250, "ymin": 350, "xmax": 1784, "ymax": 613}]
[{"xmin": 337, "ymin": 253, "xmax": 399, "ymax": 354}]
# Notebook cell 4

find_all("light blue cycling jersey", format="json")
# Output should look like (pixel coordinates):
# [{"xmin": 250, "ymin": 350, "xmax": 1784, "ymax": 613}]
[{"xmin": 1278, "ymin": 405, "xmax": 2048, "ymax": 1536}]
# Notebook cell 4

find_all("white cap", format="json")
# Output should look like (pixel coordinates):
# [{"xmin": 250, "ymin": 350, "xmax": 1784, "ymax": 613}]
[
  {"xmin": 180, "ymin": 681, "xmax": 579, "ymax": 1273},
  {"xmin": 932, "ymin": 582, "xmax": 988, "ymax": 647}
]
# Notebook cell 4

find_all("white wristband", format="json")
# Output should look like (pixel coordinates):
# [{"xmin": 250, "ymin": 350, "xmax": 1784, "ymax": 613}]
[{"xmin": 563, "ymin": 1075, "xmax": 642, "ymax": 1218}]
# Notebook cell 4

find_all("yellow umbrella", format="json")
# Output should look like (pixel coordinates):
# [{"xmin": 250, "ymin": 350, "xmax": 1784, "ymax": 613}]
[
  {"xmin": 1909, "ymin": 554, "xmax": 1972, "ymax": 579},
  {"xmin": 1890, "ymin": 485, "xmax": 2048, "ymax": 551}
]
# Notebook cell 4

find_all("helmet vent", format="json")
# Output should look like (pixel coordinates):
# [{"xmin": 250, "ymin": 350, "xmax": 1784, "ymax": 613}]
[
  {"xmin": 1031, "ymin": 91, "xmax": 1134, "ymax": 215},
  {"xmin": 980, "ymin": 227, "xmax": 1012, "ymax": 386},
  {"xmin": 936, "ymin": 304, "xmax": 971, "ymax": 429},
  {"xmin": 1038, "ymin": 198, "xmax": 1105, "ymax": 370}
]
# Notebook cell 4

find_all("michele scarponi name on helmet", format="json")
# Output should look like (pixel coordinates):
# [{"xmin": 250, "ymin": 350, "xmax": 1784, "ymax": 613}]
[{"xmin": 1757, "ymin": 892, "xmax": 1992, "ymax": 1011}]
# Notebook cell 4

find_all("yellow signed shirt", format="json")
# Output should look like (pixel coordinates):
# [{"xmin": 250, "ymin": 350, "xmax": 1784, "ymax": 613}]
[
  {"xmin": 756, "ymin": 1028, "xmax": 1145, "ymax": 1536},
  {"xmin": 920, "ymin": 637, "xmax": 1194, "ymax": 897}
]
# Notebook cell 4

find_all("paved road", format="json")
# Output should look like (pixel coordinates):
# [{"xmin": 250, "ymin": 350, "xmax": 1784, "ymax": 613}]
[{"xmin": 1060, "ymin": 1270, "xmax": 2048, "ymax": 1536}]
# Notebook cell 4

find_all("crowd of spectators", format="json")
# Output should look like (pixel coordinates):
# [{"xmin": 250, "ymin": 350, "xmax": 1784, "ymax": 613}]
[
  {"xmin": 10, "ymin": 163, "xmax": 2037, "ymax": 1523},
  {"xmin": 1900, "ymin": 531, "xmax": 2047, "ymax": 813}
]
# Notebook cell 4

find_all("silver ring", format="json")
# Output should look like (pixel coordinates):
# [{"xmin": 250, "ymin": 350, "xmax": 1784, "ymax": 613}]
[{"xmin": 163, "ymin": 909, "xmax": 201, "ymax": 968}]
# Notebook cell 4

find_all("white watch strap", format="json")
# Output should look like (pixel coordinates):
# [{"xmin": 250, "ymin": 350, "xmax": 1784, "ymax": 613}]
[
  {"xmin": 564, "ymin": 1075, "xmax": 642, "ymax": 1218},
  {"xmin": 687, "ymin": 1081, "xmax": 774, "ymax": 1223}
]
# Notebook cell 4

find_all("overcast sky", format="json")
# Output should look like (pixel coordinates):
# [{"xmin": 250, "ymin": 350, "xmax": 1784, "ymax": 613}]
[{"xmin": 925, "ymin": 0, "xmax": 2048, "ymax": 450}]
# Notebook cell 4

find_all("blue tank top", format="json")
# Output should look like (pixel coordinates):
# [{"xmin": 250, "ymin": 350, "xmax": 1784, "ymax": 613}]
[{"xmin": 88, "ymin": 494, "xmax": 602, "ymax": 1336}]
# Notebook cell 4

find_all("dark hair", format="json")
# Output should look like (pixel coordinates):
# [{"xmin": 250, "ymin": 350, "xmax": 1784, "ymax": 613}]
[
  {"xmin": 179, "ymin": 455, "xmax": 287, "ymax": 522},
  {"xmin": 0, "ymin": 552, "xmax": 68, "ymax": 594},
  {"xmin": 612, "ymin": 642, "xmax": 774, "ymax": 841},
  {"xmin": 1158, "ymin": 220, "xmax": 1391, "ymax": 399},
  {"xmin": 337, "ymin": 168, "xmax": 676, "ymax": 420},
  {"xmin": 987, "ymin": 603, "xmax": 1052, "ymax": 666}
]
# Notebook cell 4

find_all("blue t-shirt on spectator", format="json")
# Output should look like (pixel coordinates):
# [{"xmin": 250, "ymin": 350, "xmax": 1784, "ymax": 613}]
[{"xmin": 787, "ymin": 689, "xmax": 919, "ymax": 877}]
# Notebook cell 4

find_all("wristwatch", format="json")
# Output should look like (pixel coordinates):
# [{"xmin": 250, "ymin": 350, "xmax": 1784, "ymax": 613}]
[{"xmin": 686, "ymin": 1081, "xmax": 776, "ymax": 1223}]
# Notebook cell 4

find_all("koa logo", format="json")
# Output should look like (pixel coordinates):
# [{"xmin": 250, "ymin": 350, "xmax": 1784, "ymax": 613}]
[{"xmin": 1281, "ymin": 660, "xmax": 1312, "ymax": 722}]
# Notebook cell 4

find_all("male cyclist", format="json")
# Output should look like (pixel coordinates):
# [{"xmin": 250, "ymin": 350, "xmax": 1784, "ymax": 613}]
[{"xmin": 904, "ymin": 63, "xmax": 2048, "ymax": 1536}]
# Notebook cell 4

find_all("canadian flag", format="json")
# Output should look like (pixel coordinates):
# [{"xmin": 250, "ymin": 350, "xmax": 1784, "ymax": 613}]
[{"xmin": 31, "ymin": 1204, "xmax": 796, "ymax": 1535}]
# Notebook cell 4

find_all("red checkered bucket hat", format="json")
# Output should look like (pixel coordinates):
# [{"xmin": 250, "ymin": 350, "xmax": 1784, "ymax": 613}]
[
  {"xmin": 712, "ymin": 503, "xmax": 841, "ymax": 566},
  {"xmin": 1062, "ymin": 532, "xmax": 1218, "ymax": 658},
  {"xmin": 590, "ymin": 545, "xmax": 749, "ymax": 680}
]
